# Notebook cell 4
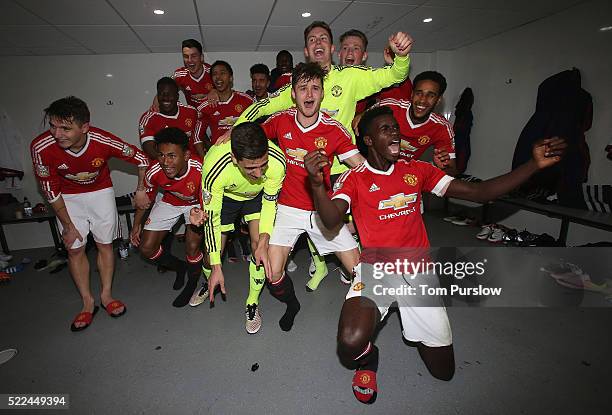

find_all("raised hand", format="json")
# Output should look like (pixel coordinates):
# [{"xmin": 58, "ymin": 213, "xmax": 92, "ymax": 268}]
[
  {"xmin": 532, "ymin": 136, "xmax": 567, "ymax": 169},
  {"xmin": 388, "ymin": 32, "xmax": 413, "ymax": 57}
]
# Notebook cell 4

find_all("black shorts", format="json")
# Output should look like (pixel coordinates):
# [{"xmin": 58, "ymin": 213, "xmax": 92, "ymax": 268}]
[{"xmin": 220, "ymin": 193, "xmax": 263, "ymax": 232}]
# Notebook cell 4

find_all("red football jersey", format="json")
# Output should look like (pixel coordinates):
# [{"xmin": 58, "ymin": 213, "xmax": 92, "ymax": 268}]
[
  {"xmin": 272, "ymin": 72, "xmax": 291, "ymax": 92},
  {"xmin": 31, "ymin": 127, "xmax": 148, "ymax": 202},
  {"xmin": 378, "ymin": 78, "xmax": 413, "ymax": 101},
  {"xmin": 139, "ymin": 103, "xmax": 203, "ymax": 157},
  {"xmin": 332, "ymin": 159, "xmax": 452, "ymax": 249},
  {"xmin": 377, "ymin": 98, "xmax": 455, "ymax": 161},
  {"xmin": 196, "ymin": 91, "xmax": 253, "ymax": 144},
  {"xmin": 355, "ymin": 78, "xmax": 413, "ymax": 115},
  {"xmin": 172, "ymin": 64, "xmax": 213, "ymax": 108},
  {"xmin": 145, "ymin": 158, "xmax": 202, "ymax": 207},
  {"xmin": 261, "ymin": 109, "xmax": 359, "ymax": 211}
]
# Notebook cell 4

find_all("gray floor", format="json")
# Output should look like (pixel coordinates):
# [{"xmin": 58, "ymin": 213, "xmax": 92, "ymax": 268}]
[{"xmin": 0, "ymin": 211, "xmax": 611, "ymax": 414}]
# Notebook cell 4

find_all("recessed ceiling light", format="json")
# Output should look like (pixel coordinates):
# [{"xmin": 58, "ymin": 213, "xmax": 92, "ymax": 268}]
[
  {"xmin": 301, "ymin": 12, "xmax": 311, "ymax": 18},
  {"xmin": 599, "ymin": 26, "xmax": 612, "ymax": 31},
  {"xmin": 423, "ymin": 17, "xmax": 433, "ymax": 23},
  {"xmin": 105, "ymin": 73, "xmax": 113, "ymax": 78},
  {"xmin": 153, "ymin": 9, "xmax": 165, "ymax": 15}
]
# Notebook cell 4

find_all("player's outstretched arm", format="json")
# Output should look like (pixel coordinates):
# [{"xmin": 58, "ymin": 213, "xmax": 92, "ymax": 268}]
[
  {"xmin": 304, "ymin": 150, "xmax": 348, "ymax": 229},
  {"xmin": 445, "ymin": 137, "xmax": 566, "ymax": 203}
]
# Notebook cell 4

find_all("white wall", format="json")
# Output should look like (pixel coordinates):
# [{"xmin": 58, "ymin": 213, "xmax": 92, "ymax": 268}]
[
  {"xmin": 437, "ymin": 0, "xmax": 612, "ymax": 245},
  {"xmin": 0, "ymin": 49, "xmax": 429, "ymax": 249}
]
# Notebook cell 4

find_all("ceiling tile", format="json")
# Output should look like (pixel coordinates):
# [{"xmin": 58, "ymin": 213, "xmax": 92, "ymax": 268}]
[
  {"xmin": 108, "ymin": 0, "xmax": 198, "ymax": 25},
  {"xmin": 0, "ymin": 1, "xmax": 46, "ymax": 25},
  {"xmin": 0, "ymin": 47, "xmax": 33, "ymax": 56},
  {"xmin": 0, "ymin": 25, "xmax": 82, "ymax": 48},
  {"xmin": 59, "ymin": 26, "xmax": 148, "ymax": 54},
  {"xmin": 269, "ymin": 0, "xmax": 350, "ymax": 27},
  {"xmin": 132, "ymin": 25, "xmax": 202, "ymax": 48},
  {"xmin": 16, "ymin": 0, "xmax": 124, "ymax": 25},
  {"xmin": 28, "ymin": 46, "xmax": 93, "ymax": 56},
  {"xmin": 195, "ymin": 0, "xmax": 274, "ymax": 25},
  {"xmin": 332, "ymin": 2, "xmax": 419, "ymax": 35},
  {"xmin": 202, "ymin": 26, "xmax": 262, "ymax": 50}
]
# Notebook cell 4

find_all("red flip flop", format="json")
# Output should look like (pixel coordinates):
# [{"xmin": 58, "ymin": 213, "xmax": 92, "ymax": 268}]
[
  {"xmin": 101, "ymin": 300, "xmax": 127, "ymax": 318},
  {"xmin": 352, "ymin": 369, "xmax": 377, "ymax": 404},
  {"xmin": 70, "ymin": 306, "xmax": 99, "ymax": 332}
]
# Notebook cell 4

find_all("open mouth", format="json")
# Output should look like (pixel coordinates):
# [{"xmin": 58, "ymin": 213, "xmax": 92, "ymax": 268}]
[
  {"xmin": 313, "ymin": 47, "xmax": 325, "ymax": 59},
  {"xmin": 389, "ymin": 139, "xmax": 400, "ymax": 155},
  {"xmin": 303, "ymin": 99, "xmax": 316, "ymax": 110},
  {"xmin": 344, "ymin": 57, "xmax": 355, "ymax": 65}
]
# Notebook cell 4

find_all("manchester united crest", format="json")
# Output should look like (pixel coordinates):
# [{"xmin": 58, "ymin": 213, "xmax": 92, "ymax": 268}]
[
  {"xmin": 185, "ymin": 118, "xmax": 193, "ymax": 128},
  {"xmin": 91, "ymin": 158, "xmax": 104, "ymax": 168},
  {"xmin": 403, "ymin": 174, "xmax": 418, "ymax": 186},
  {"xmin": 418, "ymin": 135, "xmax": 430, "ymax": 145},
  {"xmin": 186, "ymin": 181, "xmax": 196, "ymax": 193},
  {"xmin": 331, "ymin": 85, "xmax": 343, "ymax": 97},
  {"xmin": 314, "ymin": 137, "xmax": 327, "ymax": 149},
  {"xmin": 235, "ymin": 104, "xmax": 243, "ymax": 113}
]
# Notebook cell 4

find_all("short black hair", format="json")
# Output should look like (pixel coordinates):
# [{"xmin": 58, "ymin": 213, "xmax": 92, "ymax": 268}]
[
  {"xmin": 357, "ymin": 106, "xmax": 394, "ymax": 152},
  {"xmin": 181, "ymin": 39, "xmax": 202, "ymax": 54},
  {"xmin": 276, "ymin": 50, "xmax": 293, "ymax": 63},
  {"xmin": 339, "ymin": 29, "xmax": 368, "ymax": 50},
  {"xmin": 211, "ymin": 60, "xmax": 233, "ymax": 76},
  {"xmin": 291, "ymin": 62, "xmax": 325, "ymax": 90},
  {"xmin": 250, "ymin": 63, "xmax": 270, "ymax": 79},
  {"xmin": 231, "ymin": 122, "xmax": 268, "ymax": 161},
  {"xmin": 413, "ymin": 71, "xmax": 447, "ymax": 96},
  {"xmin": 304, "ymin": 21, "xmax": 333, "ymax": 46},
  {"xmin": 156, "ymin": 76, "xmax": 179, "ymax": 93},
  {"xmin": 45, "ymin": 96, "xmax": 90, "ymax": 126},
  {"xmin": 154, "ymin": 127, "xmax": 189, "ymax": 150}
]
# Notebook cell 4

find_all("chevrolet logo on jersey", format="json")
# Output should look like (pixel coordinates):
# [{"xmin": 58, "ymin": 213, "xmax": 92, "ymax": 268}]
[
  {"xmin": 66, "ymin": 171, "xmax": 99, "ymax": 184},
  {"xmin": 286, "ymin": 148, "xmax": 308, "ymax": 161},
  {"xmin": 219, "ymin": 116, "xmax": 239, "ymax": 126},
  {"xmin": 400, "ymin": 139, "xmax": 418, "ymax": 153},
  {"xmin": 378, "ymin": 193, "xmax": 417, "ymax": 210},
  {"xmin": 321, "ymin": 108, "xmax": 338, "ymax": 118}
]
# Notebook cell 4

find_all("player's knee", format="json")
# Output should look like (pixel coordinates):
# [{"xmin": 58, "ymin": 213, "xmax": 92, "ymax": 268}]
[
  {"xmin": 139, "ymin": 242, "xmax": 158, "ymax": 259},
  {"xmin": 67, "ymin": 246, "xmax": 86, "ymax": 258},
  {"xmin": 337, "ymin": 326, "xmax": 370, "ymax": 360}
]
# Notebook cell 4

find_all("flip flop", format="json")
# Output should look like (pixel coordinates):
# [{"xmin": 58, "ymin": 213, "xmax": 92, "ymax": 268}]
[
  {"xmin": 101, "ymin": 300, "xmax": 127, "ymax": 318},
  {"xmin": 352, "ymin": 369, "xmax": 377, "ymax": 404},
  {"xmin": 70, "ymin": 306, "xmax": 99, "ymax": 332}
]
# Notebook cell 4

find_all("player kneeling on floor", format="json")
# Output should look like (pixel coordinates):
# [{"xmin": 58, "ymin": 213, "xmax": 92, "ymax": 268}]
[{"xmin": 305, "ymin": 106, "xmax": 566, "ymax": 403}]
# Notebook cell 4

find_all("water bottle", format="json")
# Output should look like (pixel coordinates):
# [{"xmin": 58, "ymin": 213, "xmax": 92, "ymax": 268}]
[
  {"xmin": 23, "ymin": 197, "xmax": 33, "ymax": 216},
  {"xmin": 118, "ymin": 240, "xmax": 129, "ymax": 260}
]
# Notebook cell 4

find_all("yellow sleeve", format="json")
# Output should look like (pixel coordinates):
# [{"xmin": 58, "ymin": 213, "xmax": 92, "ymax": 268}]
[
  {"xmin": 202, "ymin": 155, "xmax": 232, "ymax": 266},
  {"xmin": 259, "ymin": 145, "xmax": 286, "ymax": 236},
  {"xmin": 352, "ymin": 55, "xmax": 410, "ymax": 101},
  {"xmin": 235, "ymin": 83, "xmax": 293, "ymax": 125}
]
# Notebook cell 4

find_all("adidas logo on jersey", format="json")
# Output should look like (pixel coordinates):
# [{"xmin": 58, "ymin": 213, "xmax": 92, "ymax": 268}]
[
  {"xmin": 283, "ymin": 132, "xmax": 292, "ymax": 140},
  {"xmin": 185, "ymin": 86, "xmax": 192, "ymax": 91},
  {"xmin": 213, "ymin": 111, "xmax": 221, "ymax": 116},
  {"xmin": 58, "ymin": 163, "xmax": 69, "ymax": 170},
  {"xmin": 369, "ymin": 183, "xmax": 380, "ymax": 192}
]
